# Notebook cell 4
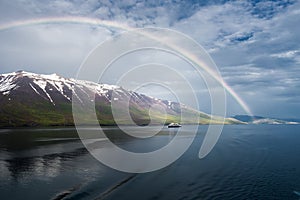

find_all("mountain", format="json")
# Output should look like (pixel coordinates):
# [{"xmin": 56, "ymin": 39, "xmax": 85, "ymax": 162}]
[
  {"xmin": 232, "ymin": 115, "xmax": 299, "ymax": 124},
  {"xmin": 0, "ymin": 71, "xmax": 242, "ymax": 127}
]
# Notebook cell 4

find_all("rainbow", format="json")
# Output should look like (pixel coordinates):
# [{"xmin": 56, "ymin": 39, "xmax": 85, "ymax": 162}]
[
  {"xmin": 0, "ymin": 16, "xmax": 132, "ymax": 32},
  {"xmin": 0, "ymin": 16, "xmax": 252, "ymax": 116}
]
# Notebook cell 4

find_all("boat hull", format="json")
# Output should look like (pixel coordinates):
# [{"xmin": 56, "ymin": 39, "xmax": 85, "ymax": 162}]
[{"xmin": 168, "ymin": 125, "xmax": 181, "ymax": 128}]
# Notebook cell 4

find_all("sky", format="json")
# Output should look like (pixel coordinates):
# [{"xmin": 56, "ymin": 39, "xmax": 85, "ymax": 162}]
[{"xmin": 0, "ymin": 0, "xmax": 299, "ymax": 118}]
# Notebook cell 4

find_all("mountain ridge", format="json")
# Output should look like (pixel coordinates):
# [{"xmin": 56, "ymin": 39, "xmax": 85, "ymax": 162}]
[
  {"xmin": 0, "ymin": 71, "xmax": 243, "ymax": 127},
  {"xmin": 232, "ymin": 115, "xmax": 299, "ymax": 124}
]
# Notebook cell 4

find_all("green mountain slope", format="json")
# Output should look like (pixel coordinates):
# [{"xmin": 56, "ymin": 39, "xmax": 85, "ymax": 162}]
[{"xmin": 0, "ymin": 71, "xmax": 243, "ymax": 127}]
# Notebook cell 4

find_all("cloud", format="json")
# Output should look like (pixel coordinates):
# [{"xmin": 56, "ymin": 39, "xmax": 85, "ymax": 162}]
[
  {"xmin": 0, "ymin": 23, "xmax": 112, "ymax": 77},
  {"xmin": 171, "ymin": 1, "xmax": 300, "ymax": 117},
  {"xmin": 271, "ymin": 50, "xmax": 300, "ymax": 58},
  {"xmin": 0, "ymin": 0, "xmax": 299, "ymax": 117}
]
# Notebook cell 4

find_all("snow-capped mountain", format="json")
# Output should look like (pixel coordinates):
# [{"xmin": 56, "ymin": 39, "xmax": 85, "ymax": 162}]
[
  {"xmin": 232, "ymin": 115, "xmax": 299, "ymax": 125},
  {"xmin": 0, "ymin": 70, "xmax": 120, "ymax": 105},
  {"xmin": 252, "ymin": 118, "xmax": 299, "ymax": 125},
  {"xmin": 0, "ymin": 71, "xmax": 241, "ymax": 127}
]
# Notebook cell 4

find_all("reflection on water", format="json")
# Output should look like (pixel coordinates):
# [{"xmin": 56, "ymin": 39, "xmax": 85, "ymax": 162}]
[
  {"xmin": 0, "ymin": 125, "xmax": 300, "ymax": 200},
  {"xmin": 0, "ymin": 129, "xmax": 86, "ymax": 180},
  {"xmin": 4, "ymin": 146, "xmax": 87, "ymax": 181}
]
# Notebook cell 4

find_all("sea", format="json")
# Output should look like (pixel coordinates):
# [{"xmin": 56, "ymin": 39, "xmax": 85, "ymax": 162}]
[{"xmin": 0, "ymin": 125, "xmax": 299, "ymax": 200}]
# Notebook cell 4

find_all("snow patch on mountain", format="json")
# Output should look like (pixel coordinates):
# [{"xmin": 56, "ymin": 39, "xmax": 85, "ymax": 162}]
[
  {"xmin": 29, "ymin": 83, "xmax": 42, "ymax": 96},
  {"xmin": 33, "ymin": 79, "xmax": 55, "ymax": 105},
  {"xmin": 0, "ymin": 74, "xmax": 19, "ymax": 95},
  {"xmin": 252, "ymin": 118, "xmax": 299, "ymax": 124},
  {"xmin": 233, "ymin": 115, "xmax": 299, "ymax": 124},
  {"xmin": 72, "ymin": 79, "xmax": 120, "ymax": 94},
  {"xmin": 0, "ymin": 71, "xmax": 122, "ymax": 105}
]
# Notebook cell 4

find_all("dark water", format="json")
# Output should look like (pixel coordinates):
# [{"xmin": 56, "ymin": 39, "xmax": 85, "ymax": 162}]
[{"xmin": 0, "ymin": 125, "xmax": 300, "ymax": 200}]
